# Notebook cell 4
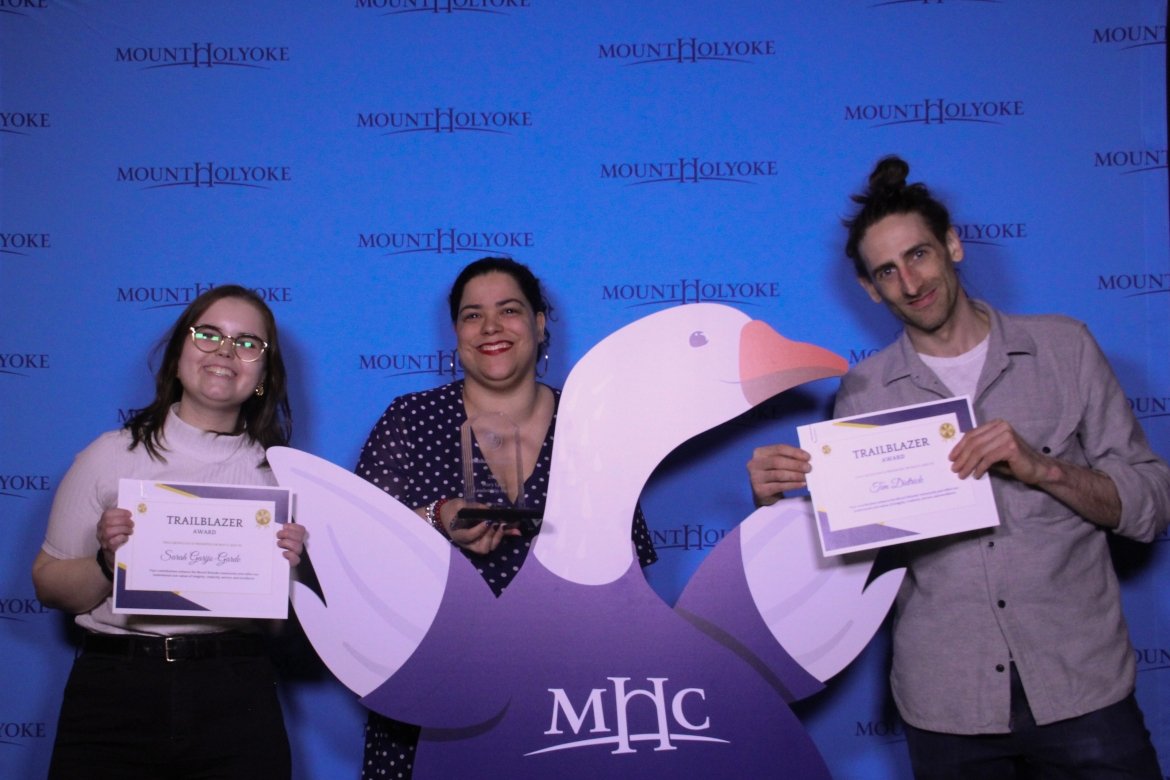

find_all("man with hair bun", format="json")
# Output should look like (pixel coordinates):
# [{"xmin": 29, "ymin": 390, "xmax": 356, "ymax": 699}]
[{"xmin": 748, "ymin": 155, "xmax": 1170, "ymax": 778}]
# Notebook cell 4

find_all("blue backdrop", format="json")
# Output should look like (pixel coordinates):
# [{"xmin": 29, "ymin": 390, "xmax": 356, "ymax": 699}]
[{"xmin": 2, "ymin": 2, "xmax": 1167, "ymax": 777}]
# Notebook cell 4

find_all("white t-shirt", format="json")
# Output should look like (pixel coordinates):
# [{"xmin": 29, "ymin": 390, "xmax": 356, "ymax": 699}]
[{"xmin": 918, "ymin": 336, "xmax": 990, "ymax": 399}]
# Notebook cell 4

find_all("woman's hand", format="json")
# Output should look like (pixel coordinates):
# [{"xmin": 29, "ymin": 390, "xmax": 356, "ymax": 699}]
[
  {"xmin": 95, "ymin": 508, "xmax": 135, "ymax": 571},
  {"xmin": 277, "ymin": 522, "xmax": 307, "ymax": 566},
  {"xmin": 33, "ymin": 508, "xmax": 135, "ymax": 614},
  {"xmin": 439, "ymin": 498, "xmax": 521, "ymax": 555}
]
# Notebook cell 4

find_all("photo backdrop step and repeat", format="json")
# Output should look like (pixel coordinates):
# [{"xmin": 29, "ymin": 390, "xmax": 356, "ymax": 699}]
[{"xmin": 2, "ymin": 2, "xmax": 1167, "ymax": 777}]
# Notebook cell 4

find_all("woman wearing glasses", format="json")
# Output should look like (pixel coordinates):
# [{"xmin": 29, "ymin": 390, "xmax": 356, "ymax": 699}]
[
  {"xmin": 355, "ymin": 257, "xmax": 657, "ymax": 779},
  {"xmin": 32, "ymin": 284, "xmax": 304, "ymax": 779}
]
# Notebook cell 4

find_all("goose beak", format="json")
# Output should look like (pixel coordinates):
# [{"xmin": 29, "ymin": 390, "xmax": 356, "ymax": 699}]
[{"xmin": 739, "ymin": 320, "xmax": 848, "ymax": 406}]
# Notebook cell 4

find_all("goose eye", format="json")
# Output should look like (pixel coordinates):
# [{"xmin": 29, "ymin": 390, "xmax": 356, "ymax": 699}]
[{"xmin": 689, "ymin": 331, "xmax": 708, "ymax": 348}]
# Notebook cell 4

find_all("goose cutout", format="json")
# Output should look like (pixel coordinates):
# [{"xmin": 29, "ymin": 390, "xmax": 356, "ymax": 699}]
[{"xmin": 269, "ymin": 303, "xmax": 906, "ymax": 778}]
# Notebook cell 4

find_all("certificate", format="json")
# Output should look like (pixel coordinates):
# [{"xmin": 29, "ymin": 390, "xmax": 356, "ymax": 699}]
[
  {"xmin": 797, "ymin": 397, "xmax": 999, "ymax": 556},
  {"xmin": 112, "ymin": 479, "xmax": 292, "ymax": 619}
]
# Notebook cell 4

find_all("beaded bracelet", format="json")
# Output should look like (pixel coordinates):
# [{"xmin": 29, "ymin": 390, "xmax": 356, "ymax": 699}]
[
  {"xmin": 434, "ymin": 498, "xmax": 452, "ymax": 535},
  {"xmin": 425, "ymin": 498, "xmax": 452, "ymax": 537}
]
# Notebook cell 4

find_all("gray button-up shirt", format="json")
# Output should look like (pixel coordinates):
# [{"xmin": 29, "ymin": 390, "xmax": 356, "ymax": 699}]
[{"xmin": 835, "ymin": 302, "xmax": 1170, "ymax": 734}]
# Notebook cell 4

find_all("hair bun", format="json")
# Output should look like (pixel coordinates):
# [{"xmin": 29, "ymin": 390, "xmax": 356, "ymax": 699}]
[{"xmin": 868, "ymin": 155, "xmax": 910, "ymax": 196}]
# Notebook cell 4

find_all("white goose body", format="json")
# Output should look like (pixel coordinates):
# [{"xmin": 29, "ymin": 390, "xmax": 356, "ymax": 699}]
[{"xmin": 268, "ymin": 303, "xmax": 904, "ymax": 777}]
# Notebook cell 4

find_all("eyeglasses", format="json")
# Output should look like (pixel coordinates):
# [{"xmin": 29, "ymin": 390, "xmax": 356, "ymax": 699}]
[{"xmin": 188, "ymin": 325, "xmax": 268, "ymax": 363}]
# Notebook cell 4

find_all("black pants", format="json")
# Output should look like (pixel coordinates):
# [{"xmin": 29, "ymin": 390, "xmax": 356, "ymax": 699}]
[
  {"xmin": 48, "ymin": 638, "xmax": 291, "ymax": 780},
  {"xmin": 905, "ymin": 665, "xmax": 1162, "ymax": 780}
]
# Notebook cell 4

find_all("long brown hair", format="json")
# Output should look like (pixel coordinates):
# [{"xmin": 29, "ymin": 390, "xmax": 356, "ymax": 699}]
[{"xmin": 125, "ymin": 285, "xmax": 292, "ymax": 461}]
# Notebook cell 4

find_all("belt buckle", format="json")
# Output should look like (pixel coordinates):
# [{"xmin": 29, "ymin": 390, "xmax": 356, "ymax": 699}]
[{"xmin": 164, "ymin": 636, "xmax": 181, "ymax": 663}]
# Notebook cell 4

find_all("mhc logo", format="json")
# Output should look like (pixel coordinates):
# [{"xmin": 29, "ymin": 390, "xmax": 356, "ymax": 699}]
[
  {"xmin": 115, "ymin": 43, "xmax": 289, "ymax": 69},
  {"xmin": 116, "ymin": 162, "xmax": 292, "ymax": 190},
  {"xmin": 359, "ymin": 228, "xmax": 534, "ymax": 256},
  {"xmin": 601, "ymin": 279, "xmax": 782, "ymax": 309},
  {"xmin": 601, "ymin": 158, "xmax": 777, "ymax": 186},
  {"xmin": 358, "ymin": 108, "xmax": 532, "ymax": 135},
  {"xmin": 355, "ymin": 0, "xmax": 531, "ymax": 15},
  {"xmin": 598, "ymin": 38, "xmax": 776, "ymax": 65},
  {"xmin": 530, "ymin": 677, "xmax": 726, "ymax": 756},
  {"xmin": 115, "ymin": 284, "xmax": 292, "ymax": 310},
  {"xmin": 845, "ymin": 97, "xmax": 1024, "ymax": 127}
]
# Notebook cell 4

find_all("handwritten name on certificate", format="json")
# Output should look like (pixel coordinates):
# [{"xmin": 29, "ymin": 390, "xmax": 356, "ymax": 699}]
[
  {"xmin": 797, "ymin": 397, "xmax": 999, "ymax": 556},
  {"xmin": 112, "ymin": 479, "xmax": 292, "ymax": 619}
]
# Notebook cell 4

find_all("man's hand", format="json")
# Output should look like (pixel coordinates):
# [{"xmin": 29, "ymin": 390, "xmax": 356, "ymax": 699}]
[
  {"xmin": 949, "ymin": 419, "xmax": 1121, "ymax": 528},
  {"xmin": 948, "ymin": 419, "xmax": 1060, "ymax": 485},
  {"xmin": 747, "ymin": 443, "xmax": 812, "ymax": 507}
]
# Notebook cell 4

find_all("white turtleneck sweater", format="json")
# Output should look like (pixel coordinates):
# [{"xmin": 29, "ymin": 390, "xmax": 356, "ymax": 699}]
[{"xmin": 42, "ymin": 405, "xmax": 276, "ymax": 636}]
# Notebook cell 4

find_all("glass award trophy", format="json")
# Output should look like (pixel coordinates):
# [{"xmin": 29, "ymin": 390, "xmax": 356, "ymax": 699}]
[{"xmin": 451, "ymin": 412, "xmax": 543, "ymax": 533}]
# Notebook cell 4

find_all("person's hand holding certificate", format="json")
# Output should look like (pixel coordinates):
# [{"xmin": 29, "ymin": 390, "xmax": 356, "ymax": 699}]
[
  {"xmin": 797, "ymin": 397, "xmax": 999, "ymax": 556},
  {"xmin": 112, "ymin": 479, "xmax": 292, "ymax": 618}
]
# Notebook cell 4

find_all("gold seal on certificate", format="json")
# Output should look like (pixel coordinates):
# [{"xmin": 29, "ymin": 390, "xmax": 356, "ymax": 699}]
[
  {"xmin": 454, "ymin": 413, "xmax": 542, "ymax": 533},
  {"xmin": 797, "ymin": 396, "xmax": 1000, "ymax": 557},
  {"xmin": 112, "ymin": 479, "xmax": 292, "ymax": 619}
]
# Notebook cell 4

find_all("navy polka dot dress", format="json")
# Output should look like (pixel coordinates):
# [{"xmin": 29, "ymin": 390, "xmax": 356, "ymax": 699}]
[{"xmin": 355, "ymin": 380, "xmax": 657, "ymax": 779}]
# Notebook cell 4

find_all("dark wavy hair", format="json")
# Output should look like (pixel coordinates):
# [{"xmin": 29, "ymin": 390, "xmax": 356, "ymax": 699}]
[
  {"xmin": 843, "ymin": 155, "xmax": 953, "ymax": 278},
  {"xmin": 125, "ymin": 285, "xmax": 291, "ymax": 461},
  {"xmin": 447, "ymin": 256, "xmax": 554, "ymax": 353}
]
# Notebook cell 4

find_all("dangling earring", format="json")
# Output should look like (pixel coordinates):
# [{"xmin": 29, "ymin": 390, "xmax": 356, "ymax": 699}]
[
  {"xmin": 536, "ymin": 352, "xmax": 549, "ymax": 379},
  {"xmin": 447, "ymin": 350, "xmax": 457, "ymax": 376},
  {"xmin": 254, "ymin": 383, "xmax": 265, "ymax": 397}
]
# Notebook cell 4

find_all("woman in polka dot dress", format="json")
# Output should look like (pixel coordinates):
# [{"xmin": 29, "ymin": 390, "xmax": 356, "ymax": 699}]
[{"xmin": 354, "ymin": 257, "xmax": 657, "ymax": 779}]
